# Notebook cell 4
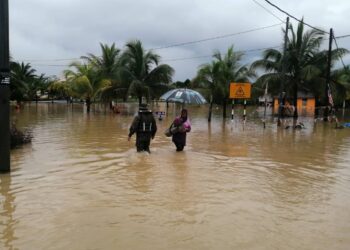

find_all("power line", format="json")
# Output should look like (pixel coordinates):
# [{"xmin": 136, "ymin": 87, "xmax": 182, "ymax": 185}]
[
  {"xmin": 17, "ymin": 23, "xmax": 283, "ymax": 62},
  {"xmin": 335, "ymin": 34, "xmax": 350, "ymax": 39},
  {"xmin": 263, "ymin": 0, "xmax": 328, "ymax": 34},
  {"xmin": 150, "ymin": 23, "xmax": 283, "ymax": 50},
  {"xmin": 332, "ymin": 33, "xmax": 347, "ymax": 68},
  {"xmin": 251, "ymin": 0, "xmax": 285, "ymax": 23},
  {"xmin": 31, "ymin": 45, "xmax": 282, "ymax": 66},
  {"xmin": 29, "ymin": 64, "xmax": 70, "ymax": 67},
  {"xmin": 23, "ymin": 33, "xmax": 350, "ymax": 64},
  {"xmin": 164, "ymin": 45, "xmax": 281, "ymax": 62},
  {"xmin": 23, "ymin": 57, "xmax": 82, "ymax": 62}
]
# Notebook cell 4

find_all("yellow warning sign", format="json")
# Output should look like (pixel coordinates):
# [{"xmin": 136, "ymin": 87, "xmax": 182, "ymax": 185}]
[{"xmin": 230, "ymin": 83, "xmax": 251, "ymax": 99}]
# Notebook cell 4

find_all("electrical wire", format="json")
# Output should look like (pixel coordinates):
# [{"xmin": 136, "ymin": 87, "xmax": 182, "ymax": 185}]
[
  {"xmin": 251, "ymin": 0, "xmax": 285, "ymax": 23},
  {"xmin": 335, "ymin": 34, "xmax": 350, "ymax": 39},
  {"xmin": 332, "ymin": 33, "xmax": 347, "ymax": 68},
  {"xmin": 164, "ymin": 45, "xmax": 281, "ymax": 62},
  {"xmin": 149, "ymin": 23, "xmax": 283, "ymax": 50},
  {"xmin": 263, "ymin": 0, "xmax": 328, "ymax": 34}
]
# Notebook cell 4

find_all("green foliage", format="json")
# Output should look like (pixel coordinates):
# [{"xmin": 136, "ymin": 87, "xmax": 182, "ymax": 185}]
[
  {"xmin": 251, "ymin": 20, "xmax": 349, "ymax": 107},
  {"xmin": 196, "ymin": 45, "xmax": 254, "ymax": 105},
  {"xmin": 9, "ymin": 61, "xmax": 48, "ymax": 101},
  {"xmin": 120, "ymin": 40, "xmax": 174, "ymax": 103}
]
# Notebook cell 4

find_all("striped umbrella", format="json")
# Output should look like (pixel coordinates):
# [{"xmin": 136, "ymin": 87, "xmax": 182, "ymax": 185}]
[{"xmin": 160, "ymin": 88, "xmax": 207, "ymax": 104}]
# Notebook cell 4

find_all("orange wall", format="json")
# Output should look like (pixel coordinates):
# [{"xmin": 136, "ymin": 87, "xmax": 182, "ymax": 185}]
[
  {"xmin": 273, "ymin": 98, "xmax": 315, "ymax": 115},
  {"xmin": 306, "ymin": 99, "xmax": 315, "ymax": 109}
]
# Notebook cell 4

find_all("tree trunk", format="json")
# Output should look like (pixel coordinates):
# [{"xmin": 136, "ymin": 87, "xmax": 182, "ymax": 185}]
[
  {"xmin": 314, "ymin": 95, "xmax": 319, "ymax": 119},
  {"xmin": 293, "ymin": 83, "xmax": 298, "ymax": 118},
  {"xmin": 208, "ymin": 95, "xmax": 213, "ymax": 122},
  {"xmin": 138, "ymin": 96, "xmax": 142, "ymax": 106},
  {"xmin": 222, "ymin": 98, "xmax": 227, "ymax": 119},
  {"xmin": 86, "ymin": 97, "xmax": 91, "ymax": 113}
]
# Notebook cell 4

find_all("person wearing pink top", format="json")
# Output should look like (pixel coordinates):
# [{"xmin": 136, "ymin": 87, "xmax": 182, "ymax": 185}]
[{"xmin": 171, "ymin": 109, "xmax": 191, "ymax": 151}]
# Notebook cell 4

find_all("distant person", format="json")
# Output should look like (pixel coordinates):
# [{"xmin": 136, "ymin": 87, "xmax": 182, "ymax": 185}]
[
  {"xmin": 15, "ymin": 101, "xmax": 20, "ymax": 111},
  {"xmin": 128, "ymin": 104, "xmax": 157, "ymax": 153},
  {"xmin": 171, "ymin": 109, "xmax": 191, "ymax": 151}
]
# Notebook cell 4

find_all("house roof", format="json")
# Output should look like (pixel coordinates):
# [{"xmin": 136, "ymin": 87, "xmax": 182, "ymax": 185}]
[{"xmin": 273, "ymin": 90, "xmax": 315, "ymax": 99}]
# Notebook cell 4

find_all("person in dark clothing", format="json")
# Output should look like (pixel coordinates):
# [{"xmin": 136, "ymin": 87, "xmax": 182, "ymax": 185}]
[
  {"xmin": 128, "ymin": 104, "xmax": 157, "ymax": 153},
  {"xmin": 171, "ymin": 109, "xmax": 191, "ymax": 151}
]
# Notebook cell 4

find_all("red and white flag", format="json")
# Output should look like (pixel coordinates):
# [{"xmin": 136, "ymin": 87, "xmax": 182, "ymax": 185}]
[{"xmin": 328, "ymin": 86, "xmax": 334, "ymax": 107}]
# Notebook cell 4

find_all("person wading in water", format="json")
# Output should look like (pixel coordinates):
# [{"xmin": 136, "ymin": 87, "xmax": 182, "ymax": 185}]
[
  {"xmin": 128, "ymin": 104, "xmax": 157, "ymax": 153},
  {"xmin": 171, "ymin": 109, "xmax": 191, "ymax": 151}
]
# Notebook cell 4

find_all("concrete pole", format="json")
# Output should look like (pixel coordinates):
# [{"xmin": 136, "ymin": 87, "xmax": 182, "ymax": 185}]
[
  {"xmin": 0, "ymin": 0, "xmax": 11, "ymax": 172},
  {"xmin": 277, "ymin": 17, "xmax": 289, "ymax": 126},
  {"xmin": 324, "ymin": 28, "xmax": 333, "ymax": 121}
]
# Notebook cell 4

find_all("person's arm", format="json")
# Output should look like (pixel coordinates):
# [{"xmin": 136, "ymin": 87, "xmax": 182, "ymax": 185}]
[
  {"xmin": 184, "ymin": 121, "xmax": 191, "ymax": 132},
  {"xmin": 128, "ymin": 115, "xmax": 140, "ymax": 140},
  {"xmin": 151, "ymin": 116, "xmax": 157, "ymax": 139}
]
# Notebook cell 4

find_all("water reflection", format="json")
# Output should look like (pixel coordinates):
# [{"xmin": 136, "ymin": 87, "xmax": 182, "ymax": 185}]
[
  {"xmin": 0, "ymin": 174, "xmax": 16, "ymax": 250},
  {"xmin": 3, "ymin": 103, "xmax": 350, "ymax": 249}
]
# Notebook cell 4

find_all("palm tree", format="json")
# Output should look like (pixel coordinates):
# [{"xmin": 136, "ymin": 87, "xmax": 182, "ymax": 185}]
[
  {"xmin": 64, "ymin": 62, "xmax": 108, "ymax": 113},
  {"xmin": 81, "ymin": 43, "xmax": 126, "ymax": 105},
  {"xmin": 306, "ymin": 49, "xmax": 348, "ymax": 107},
  {"xmin": 252, "ymin": 21, "xmax": 325, "ymax": 118},
  {"xmin": 195, "ymin": 61, "xmax": 222, "ymax": 122},
  {"xmin": 197, "ymin": 46, "xmax": 254, "ymax": 119},
  {"xmin": 47, "ymin": 80, "xmax": 72, "ymax": 102},
  {"xmin": 82, "ymin": 43, "xmax": 120, "ymax": 79},
  {"xmin": 251, "ymin": 48, "xmax": 284, "ymax": 96},
  {"xmin": 120, "ymin": 40, "xmax": 174, "ymax": 105},
  {"xmin": 28, "ymin": 74, "xmax": 49, "ymax": 102},
  {"xmin": 216, "ymin": 46, "xmax": 255, "ymax": 118},
  {"xmin": 286, "ymin": 21, "xmax": 325, "ymax": 117},
  {"xmin": 10, "ymin": 62, "xmax": 37, "ymax": 101}
]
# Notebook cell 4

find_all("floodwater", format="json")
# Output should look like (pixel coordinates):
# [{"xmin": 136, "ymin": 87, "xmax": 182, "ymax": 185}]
[{"xmin": 1, "ymin": 102, "xmax": 350, "ymax": 250}]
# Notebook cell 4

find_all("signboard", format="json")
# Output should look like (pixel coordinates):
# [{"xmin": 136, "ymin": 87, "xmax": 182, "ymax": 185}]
[
  {"xmin": 0, "ymin": 71, "xmax": 10, "ymax": 85},
  {"xmin": 230, "ymin": 83, "xmax": 251, "ymax": 99}
]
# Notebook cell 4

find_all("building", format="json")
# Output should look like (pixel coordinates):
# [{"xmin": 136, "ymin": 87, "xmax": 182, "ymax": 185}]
[
  {"xmin": 273, "ymin": 91, "xmax": 315, "ymax": 116},
  {"xmin": 258, "ymin": 94, "xmax": 273, "ymax": 105}
]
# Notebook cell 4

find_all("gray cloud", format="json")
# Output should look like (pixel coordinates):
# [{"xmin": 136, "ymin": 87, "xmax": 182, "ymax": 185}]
[{"xmin": 9, "ymin": 0, "xmax": 350, "ymax": 80}]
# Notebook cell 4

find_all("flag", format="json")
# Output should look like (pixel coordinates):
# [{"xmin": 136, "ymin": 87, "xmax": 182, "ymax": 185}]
[{"xmin": 328, "ymin": 86, "xmax": 334, "ymax": 107}]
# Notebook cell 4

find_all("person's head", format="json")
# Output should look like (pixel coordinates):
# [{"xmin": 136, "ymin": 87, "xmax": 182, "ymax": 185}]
[
  {"xmin": 180, "ymin": 109, "xmax": 188, "ymax": 121},
  {"xmin": 139, "ymin": 103, "xmax": 148, "ymax": 112}
]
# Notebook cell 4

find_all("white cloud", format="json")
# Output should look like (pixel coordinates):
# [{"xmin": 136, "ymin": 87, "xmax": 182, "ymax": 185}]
[{"xmin": 9, "ymin": 0, "xmax": 350, "ymax": 80}]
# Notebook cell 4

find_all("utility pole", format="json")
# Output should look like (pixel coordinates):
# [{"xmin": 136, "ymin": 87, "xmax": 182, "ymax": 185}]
[
  {"xmin": 0, "ymin": 0, "xmax": 11, "ymax": 172},
  {"xmin": 324, "ymin": 28, "xmax": 333, "ymax": 121},
  {"xmin": 277, "ymin": 17, "xmax": 289, "ymax": 126}
]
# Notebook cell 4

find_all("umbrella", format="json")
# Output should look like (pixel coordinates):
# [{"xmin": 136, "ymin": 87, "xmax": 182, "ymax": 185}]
[{"xmin": 160, "ymin": 88, "xmax": 207, "ymax": 104}]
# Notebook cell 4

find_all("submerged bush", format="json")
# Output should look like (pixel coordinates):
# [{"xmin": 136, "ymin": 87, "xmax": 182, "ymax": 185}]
[{"xmin": 10, "ymin": 124, "xmax": 32, "ymax": 148}]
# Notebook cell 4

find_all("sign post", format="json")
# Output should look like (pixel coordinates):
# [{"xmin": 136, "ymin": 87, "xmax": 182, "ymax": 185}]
[
  {"xmin": 229, "ymin": 83, "xmax": 251, "ymax": 123},
  {"xmin": 0, "ymin": 0, "xmax": 10, "ymax": 172}
]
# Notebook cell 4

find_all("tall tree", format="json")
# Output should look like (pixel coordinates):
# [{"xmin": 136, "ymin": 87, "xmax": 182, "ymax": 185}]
[
  {"xmin": 251, "ymin": 21, "xmax": 345, "ymax": 118},
  {"xmin": 286, "ymin": 21, "xmax": 324, "ymax": 117},
  {"xmin": 195, "ymin": 61, "xmax": 222, "ymax": 122},
  {"xmin": 82, "ymin": 43, "xmax": 125, "ymax": 103},
  {"xmin": 10, "ymin": 62, "xmax": 37, "ymax": 101},
  {"xmin": 120, "ymin": 40, "xmax": 174, "ymax": 105},
  {"xmin": 64, "ymin": 62, "xmax": 108, "ymax": 113},
  {"xmin": 82, "ymin": 43, "xmax": 121, "ymax": 79},
  {"xmin": 197, "ymin": 46, "xmax": 253, "ymax": 119}
]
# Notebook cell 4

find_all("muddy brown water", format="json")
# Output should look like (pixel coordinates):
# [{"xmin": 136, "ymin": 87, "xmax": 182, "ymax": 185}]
[{"xmin": 1, "ymin": 102, "xmax": 350, "ymax": 250}]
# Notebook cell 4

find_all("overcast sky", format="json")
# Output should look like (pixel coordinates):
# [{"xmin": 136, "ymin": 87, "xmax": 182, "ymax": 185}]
[{"xmin": 9, "ymin": 0, "xmax": 350, "ymax": 81}]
